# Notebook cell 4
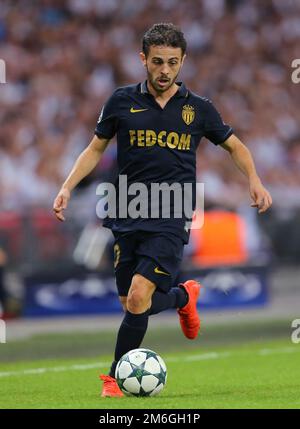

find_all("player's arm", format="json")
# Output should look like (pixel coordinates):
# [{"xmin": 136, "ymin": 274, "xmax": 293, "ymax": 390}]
[
  {"xmin": 53, "ymin": 135, "xmax": 110, "ymax": 221},
  {"xmin": 220, "ymin": 134, "xmax": 272, "ymax": 213}
]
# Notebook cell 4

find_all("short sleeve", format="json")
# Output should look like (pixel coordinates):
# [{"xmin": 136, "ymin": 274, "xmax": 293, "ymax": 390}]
[
  {"xmin": 94, "ymin": 91, "xmax": 120, "ymax": 139},
  {"xmin": 203, "ymin": 99, "xmax": 233, "ymax": 145}
]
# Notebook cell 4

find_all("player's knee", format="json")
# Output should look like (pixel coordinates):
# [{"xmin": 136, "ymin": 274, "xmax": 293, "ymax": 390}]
[
  {"xmin": 127, "ymin": 275, "xmax": 155, "ymax": 313},
  {"xmin": 127, "ymin": 281, "xmax": 149, "ymax": 313},
  {"xmin": 127, "ymin": 288, "xmax": 146, "ymax": 313}
]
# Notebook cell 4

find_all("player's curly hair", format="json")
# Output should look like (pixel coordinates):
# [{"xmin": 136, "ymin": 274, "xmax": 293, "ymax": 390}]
[{"xmin": 142, "ymin": 23, "xmax": 187, "ymax": 57}]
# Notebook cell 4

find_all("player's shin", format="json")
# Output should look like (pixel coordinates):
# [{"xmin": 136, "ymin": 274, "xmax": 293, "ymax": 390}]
[{"xmin": 109, "ymin": 309, "xmax": 150, "ymax": 377}]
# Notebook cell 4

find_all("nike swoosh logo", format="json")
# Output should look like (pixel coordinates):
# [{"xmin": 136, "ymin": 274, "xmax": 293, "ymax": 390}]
[
  {"xmin": 130, "ymin": 107, "xmax": 148, "ymax": 113},
  {"xmin": 154, "ymin": 267, "xmax": 170, "ymax": 276}
]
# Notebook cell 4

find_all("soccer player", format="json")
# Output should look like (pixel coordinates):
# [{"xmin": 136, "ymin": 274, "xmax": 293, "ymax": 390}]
[{"xmin": 53, "ymin": 23, "xmax": 272, "ymax": 397}]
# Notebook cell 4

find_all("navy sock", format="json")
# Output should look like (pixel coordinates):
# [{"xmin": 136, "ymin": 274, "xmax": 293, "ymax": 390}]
[
  {"xmin": 149, "ymin": 287, "xmax": 188, "ymax": 316},
  {"xmin": 109, "ymin": 309, "xmax": 149, "ymax": 377}
]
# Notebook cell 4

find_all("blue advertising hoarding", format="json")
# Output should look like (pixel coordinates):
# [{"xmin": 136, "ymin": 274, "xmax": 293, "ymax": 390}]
[{"xmin": 22, "ymin": 264, "xmax": 269, "ymax": 317}]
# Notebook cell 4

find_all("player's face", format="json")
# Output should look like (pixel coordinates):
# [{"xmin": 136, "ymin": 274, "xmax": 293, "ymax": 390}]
[{"xmin": 140, "ymin": 45, "xmax": 185, "ymax": 93}]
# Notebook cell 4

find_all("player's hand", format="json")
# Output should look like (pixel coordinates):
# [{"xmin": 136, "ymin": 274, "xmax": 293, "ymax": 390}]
[
  {"xmin": 53, "ymin": 188, "xmax": 71, "ymax": 221},
  {"xmin": 249, "ymin": 177, "xmax": 272, "ymax": 214}
]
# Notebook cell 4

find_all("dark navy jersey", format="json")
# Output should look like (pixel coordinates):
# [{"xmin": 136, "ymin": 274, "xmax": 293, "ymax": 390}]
[{"xmin": 94, "ymin": 81, "xmax": 233, "ymax": 243}]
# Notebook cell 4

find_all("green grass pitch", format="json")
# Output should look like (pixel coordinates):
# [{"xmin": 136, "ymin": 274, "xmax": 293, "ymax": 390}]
[{"xmin": 0, "ymin": 330, "xmax": 299, "ymax": 409}]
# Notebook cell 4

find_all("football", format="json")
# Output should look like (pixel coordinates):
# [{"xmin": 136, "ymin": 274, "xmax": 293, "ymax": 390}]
[{"xmin": 115, "ymin": 348, "xmax": 167, "ymax": 397}]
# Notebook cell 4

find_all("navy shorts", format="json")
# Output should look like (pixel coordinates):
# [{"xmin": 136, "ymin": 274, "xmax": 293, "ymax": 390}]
[{"xmin": 112, "ymin": 230, "xmax": 184, "ymax": 296}]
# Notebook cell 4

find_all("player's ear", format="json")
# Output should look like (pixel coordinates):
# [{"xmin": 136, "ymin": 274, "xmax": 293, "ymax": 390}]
[
  {"xmin": 181, "ymin": 53, "xmax": 186, "ymax": 66},
  {"xmin": 139, "ymin": 52, "xmax": 147, "ymax": 67}
]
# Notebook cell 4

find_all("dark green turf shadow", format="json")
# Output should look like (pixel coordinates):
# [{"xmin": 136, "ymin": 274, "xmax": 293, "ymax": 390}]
[{"xmin": 0, "ymin": 318, "xmax": 292, "ymax": 363}]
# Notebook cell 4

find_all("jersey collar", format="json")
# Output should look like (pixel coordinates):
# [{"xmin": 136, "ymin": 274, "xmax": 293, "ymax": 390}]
[{"xmin": 140, "ymin": 80, "xmax": 188, "ymax": 98}]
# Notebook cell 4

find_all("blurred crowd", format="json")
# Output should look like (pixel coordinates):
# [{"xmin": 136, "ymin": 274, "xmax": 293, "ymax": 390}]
[{"xmin": 0, "ymin": 0, "xmax": 300, "ymax": 212}]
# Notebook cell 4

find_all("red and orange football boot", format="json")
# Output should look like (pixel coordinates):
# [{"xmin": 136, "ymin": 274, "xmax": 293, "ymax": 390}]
[
  {"xmin": 177, "ymin": 280, "xmax": 201, "ymax": 340},
  {"xmin": 99, "ymin": 374, "xmax": 124, "ymax": 398}
]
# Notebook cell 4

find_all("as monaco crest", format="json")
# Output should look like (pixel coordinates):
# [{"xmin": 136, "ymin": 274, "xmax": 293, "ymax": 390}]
[{"xmin": 182, "ymin": 105, "xmax": 195, "ymax": 125}]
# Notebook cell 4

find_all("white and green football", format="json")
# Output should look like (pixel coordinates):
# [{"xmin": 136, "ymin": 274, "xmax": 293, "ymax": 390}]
[{"xmin": 115, "ymin": 348, "xmax": 167, "ymax": 397}]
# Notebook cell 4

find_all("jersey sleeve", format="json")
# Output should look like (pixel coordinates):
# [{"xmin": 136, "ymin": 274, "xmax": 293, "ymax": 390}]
[
  {"xmin": 203, "ymin": 99, "xmax": 233, "ymax": 145},
  {"xmin": 94, "ymin": 91, "xmax": 120, "ymax": 139}
]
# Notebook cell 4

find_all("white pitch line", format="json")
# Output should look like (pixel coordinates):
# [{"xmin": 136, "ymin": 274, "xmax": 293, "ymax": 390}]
[
  {"xmin": 0, "ymin": 362, "xmax": 110, "ymax": 378},
  {"xmin": 0, "ymin": 346, "xmax": 299, "ymax": 378},
  {"xmin": 258, "ymin": 346, "xmax": 298, "ymax": 355}
]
